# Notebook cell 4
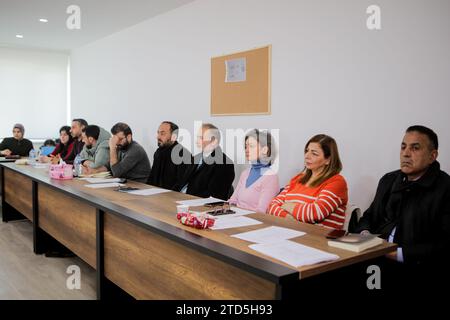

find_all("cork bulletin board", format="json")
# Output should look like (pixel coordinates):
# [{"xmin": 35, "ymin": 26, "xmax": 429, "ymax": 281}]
[{"xmin": 210, "ymin": 45, "xmax": 271, "ymax": 116}]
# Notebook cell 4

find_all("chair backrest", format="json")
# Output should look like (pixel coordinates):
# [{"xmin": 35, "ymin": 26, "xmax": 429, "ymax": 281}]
[
  {"xmin": 227, "ymin": 185, "xmax": 234, "ymax": 199},
  {"xmin": 343, "ymin": 204, "xmax": 362, "ymax": 232}
]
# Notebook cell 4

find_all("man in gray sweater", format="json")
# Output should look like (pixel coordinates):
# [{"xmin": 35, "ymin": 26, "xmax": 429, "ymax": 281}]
[{"xmin": 92, "ymin": 122, "xmax": 151, "ymax": 183}]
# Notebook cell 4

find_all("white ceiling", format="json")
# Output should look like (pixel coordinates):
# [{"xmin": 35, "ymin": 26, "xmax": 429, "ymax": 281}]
[{"xmin": 0, "ymin": 0, "xmax": 195, "ymax": 52}]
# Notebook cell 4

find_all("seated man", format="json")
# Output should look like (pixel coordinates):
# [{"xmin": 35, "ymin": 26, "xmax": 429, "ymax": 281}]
[
  {"xmin": 147, "ymin": 121, "xmax": 192, "ymax": 190},
  {"xmin": 68, "ymin": 118, "xmax": 88, "ymax": 161},
  {"xmin": 355, "ymin": 125, "xmax": 450, "ymax": 285},
  {"xmin": 0, "ymin": 123, "xmax": 33, "ymax": 157},
  {"xmin": 175, "ymin": 123, "xmax": 235, "ymax": 200},
  {"xmin": 80, "ymin": 125, "xmax": 111, "ymax": 174},
  {"xmin": 90, "ymin": 123, "xmax": 151, "ymax": 183}
]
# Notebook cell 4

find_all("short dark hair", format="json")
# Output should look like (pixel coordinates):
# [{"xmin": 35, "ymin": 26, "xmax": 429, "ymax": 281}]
[
  {"xmin": 111, "ymin": 122, "xmax": 132, "ymax": 136},
  {"xmin": 72, "ymin": 118, "xmax": 88, "ymax": 128},
  {"xmin": 245, "ymin": 129, "xmax": 276, "ymax": 163},
  {"xmin": 406, "ymin": 125, "xmax": 438, "ymax": 150},
  {"xmin": 84, "ymin": 125, "xmax": 100, "ymax": 140},
  {"xmin": 43, "ymin": 139, "xmax": 56, "ymax": 147},
  {"xmin": 162, "ymin": 121, "xmax": 179, "ymax": 137}
]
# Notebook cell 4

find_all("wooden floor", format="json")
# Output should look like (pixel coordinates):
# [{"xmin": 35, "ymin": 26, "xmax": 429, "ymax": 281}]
[{"xmin": 0, "ymin": 206, "xmax": 96, "ymax": 300}]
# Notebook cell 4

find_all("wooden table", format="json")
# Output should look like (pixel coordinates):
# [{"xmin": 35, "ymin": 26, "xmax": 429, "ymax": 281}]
[{"xmin": 0, "ymin": 162, "xmax": 396, "ymax": 299}]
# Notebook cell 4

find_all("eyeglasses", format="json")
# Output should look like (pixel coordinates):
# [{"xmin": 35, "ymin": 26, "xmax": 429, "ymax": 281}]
[{"xmin": 206, "ymin": 202, "xmax": 235, "ymax": 216}]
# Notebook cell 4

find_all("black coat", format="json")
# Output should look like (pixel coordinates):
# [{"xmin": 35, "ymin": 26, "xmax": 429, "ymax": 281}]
[
  {"xmin": 0, "ymin": 137, "xmax": 33, "ymax": 157},
  {"xmin": 147, "ymin": 141, "xmax": 192, "ymax": 191},
  {"xmin": 174, "ymin": 147, "xmax": 235, "ymax": 200},
  {"xmin": 65, "ymin": 139, "xmax": 85, "ymax": 164},
  {"xmin": 355, "ymin": 161, "xmax": 450, "ymax": 265}
]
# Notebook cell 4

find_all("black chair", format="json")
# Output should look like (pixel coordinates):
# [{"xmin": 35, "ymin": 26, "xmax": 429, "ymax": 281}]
[
  {"xmin": 347, "ymin": 207, "xmax": 362, "ymax": 233},
  {"xmin": 227, "ymin": 185, "xmax": 234, "ymax": 199}
]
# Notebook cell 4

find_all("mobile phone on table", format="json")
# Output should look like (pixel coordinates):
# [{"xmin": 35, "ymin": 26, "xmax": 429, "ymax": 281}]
[
  {"xmin": 204, "ymin": 201, "xmax": 226, "ymax": 207},
  {"xmin": 116, "ymin": 186, "xmax": 139, "ymax": 193},
  {"xmin": 207, "ymin": 209, "xmax": 235, "ymax": 216}
]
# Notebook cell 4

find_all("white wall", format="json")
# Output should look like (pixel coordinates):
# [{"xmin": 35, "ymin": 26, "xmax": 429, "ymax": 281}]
[
  {"xmin": 0, "ymin": 47, "xmax": 68, "ymax": 139},
  {"xmin": 70, "ymin": 0, "xmax": 450, "ymax": 210}
]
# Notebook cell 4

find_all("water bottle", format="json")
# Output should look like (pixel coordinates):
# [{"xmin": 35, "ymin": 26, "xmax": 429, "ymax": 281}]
[
  {"xmin": 29, "ymin": 149, "xmax": 36, "ymax": 160},
  {"xmin": 74, "ymin": 154, "xmax": 82, "ymax": 177}
]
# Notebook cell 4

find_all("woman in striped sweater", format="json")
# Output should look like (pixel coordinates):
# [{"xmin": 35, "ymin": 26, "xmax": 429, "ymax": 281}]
[{"xmin": 267, "ymin": 134, "xmax": 348, "ymax": 229}]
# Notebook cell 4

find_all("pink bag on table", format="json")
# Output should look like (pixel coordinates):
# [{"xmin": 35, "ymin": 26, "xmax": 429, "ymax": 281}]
[{"xmin": 49, "ymin": 164, "xmax": 73, "ymax": 180}]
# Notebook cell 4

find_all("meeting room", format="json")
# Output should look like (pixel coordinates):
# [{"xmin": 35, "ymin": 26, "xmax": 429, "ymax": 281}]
[{"xmin": 0, "ymin": 0, "xmax": 449, "ymax": 310}]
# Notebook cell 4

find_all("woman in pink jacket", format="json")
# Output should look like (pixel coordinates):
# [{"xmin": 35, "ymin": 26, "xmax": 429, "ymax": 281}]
[{"xmin": 228, "ymin": 129, "xmax": 280, "ymax": 213}]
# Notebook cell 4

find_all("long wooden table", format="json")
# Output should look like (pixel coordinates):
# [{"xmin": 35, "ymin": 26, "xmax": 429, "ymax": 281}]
[{"xmin": 0, "ymin": 162, "xmax": 396, "ymax": 299}]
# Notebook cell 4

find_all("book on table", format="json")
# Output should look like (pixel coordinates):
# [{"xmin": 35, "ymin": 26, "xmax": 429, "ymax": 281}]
[{"xmin": 328, "ymin": 233, "xmax": 384, "ymax": 252}]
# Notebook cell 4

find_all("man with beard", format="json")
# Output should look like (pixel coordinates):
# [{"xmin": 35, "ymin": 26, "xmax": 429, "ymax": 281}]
[
  {"xmin": 90, "ymin": 122, "xmax": 151, "ymax": 183},
  {"xmin": 79, "ymin": 125, "xmax": 111, "ymax": 174},
  {"xmin": 68, "ymin": 118, "xmax": 88, "ymax": 161},
  {"xmin": 147, "ymin": 121, "xmax": 192, "ymax": 190}
]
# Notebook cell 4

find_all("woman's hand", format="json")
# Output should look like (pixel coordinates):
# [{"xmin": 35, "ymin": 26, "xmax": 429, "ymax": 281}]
[
  {"xmin": 38, "ymin": 156, "xmax": 50, "ymax": 163},
  {"xmin": 281, "ymin": 202, "xmax": 296, "ymax": 214},
  {"xmin": 51, "ymin": 155, "xmax": 61, "ymax": 165}
]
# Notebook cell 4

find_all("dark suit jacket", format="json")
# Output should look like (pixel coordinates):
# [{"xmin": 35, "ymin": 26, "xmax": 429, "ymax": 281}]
[
  {"xmin": 174, "ymin": 147, "xmax": 235, "ymax": 200},
  {"xmin": 147, "ymin": 141, "xmax": 192, "ymax": 191},
  {"xmin": 355, "ymin": 161, "xmax": 450, "ymax": 265}
]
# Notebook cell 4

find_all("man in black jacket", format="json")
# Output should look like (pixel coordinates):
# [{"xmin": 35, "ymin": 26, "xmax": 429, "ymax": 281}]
[
  {"xmin": 147, "ymin": 121, "xmax": 192, "ymax": 190},
  {"xmin": 355, "ymin": 125, "xmax": 450, "ymax": 286},
  {"xmin": 0, "ymin": 123, "xmax": 33, "ymax": 157},
  {"xmin": 175, "ymin": 123, "xmax": 235, "ymax": 200}
]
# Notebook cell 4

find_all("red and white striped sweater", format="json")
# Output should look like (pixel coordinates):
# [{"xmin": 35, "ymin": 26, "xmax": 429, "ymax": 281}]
[{"xmin": 267, "ymin": 173, "xmax": 348, "ymax": 229}]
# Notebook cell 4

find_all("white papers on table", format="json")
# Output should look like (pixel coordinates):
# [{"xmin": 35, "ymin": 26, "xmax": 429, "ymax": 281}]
[
  {"xmin": 203, "ymin": 207, "xmax": 255, "ymax": 220},
  {"xmin": 176, "ymin": 196, "xmax": 224, "ymax": 206},
  {"xmin": 210, "ymin": 216, "xmax": 262, "ymax": 230},
  {"xmin": 231, "ymin": 226, "xmax": 306, "ymax": 244},
  {"xmin": 81, "ymin": 178, "xmax": 122, "ymax": 184},
  {"xmin": 126, "ymin": 188, "xmax": 171, "ymax": 196},
  {"xmin": 249, "ymin": 240, "xmax": 339, "ymax": 268},
  {"xmin": 29, "ymin": 162, "xmax": 50, "ymax": 169},
  {"xmin": 229, "ymin": 207, "xmax": 255, "ymax": 217},
  {"xmin": 84, "ymin": 183, "xmax": 124, "ymax": 189}
]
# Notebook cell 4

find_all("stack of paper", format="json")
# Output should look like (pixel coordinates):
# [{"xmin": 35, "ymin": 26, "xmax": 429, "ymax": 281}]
[
  {"xmin": 84, "ymin": 183, "xmax": 124, "ymax": 189},
  {"xmin": 231, "ymin": 226, "xmax": 305, "ymax": 244},
  {"xmin": 228, "ymin": 207, "xmax": 256, "ymax": 217},
  {"xmin": 176, "ymin": 196, "xmax": 224, "ymax": 206},
  {"xmin": 249, "ymin": 241, "xmax": 339, "ymax": 268},
  {"xmin": 127, "ymin": 188, "xmax": 171, "ymax": 196},
  {"xmin": 81, "ymin": 178, "xmax": 123, "ymax": 184},
  {"xmin": 231, "ymin": 226, "xmax": 339, "ymax": 267},
  {"xmin": 210, "ymin": 216, "xmax": 263, "ymax": 230},
  {"xmin": 78, "ymin": 172, "xmax": 112, "ymax": 179}
]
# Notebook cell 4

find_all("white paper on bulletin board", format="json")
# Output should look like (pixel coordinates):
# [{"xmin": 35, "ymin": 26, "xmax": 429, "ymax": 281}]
[{"xmin": 225, "ymin": 57, "xmax": 246, "ymax": 83}]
